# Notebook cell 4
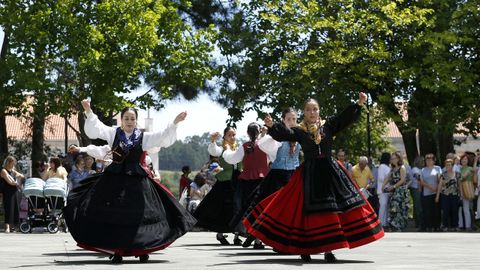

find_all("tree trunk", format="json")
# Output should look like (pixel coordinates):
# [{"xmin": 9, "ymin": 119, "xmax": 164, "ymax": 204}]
[
  {"xmin": 0, "ymin": 28, "xmax": 10, "ymax": 161},
  {"xmin": 77, "ymin": 113, "xmax": 91, "ymax": 147},
  {"xmin": 89, "ymin": 108, "xmax": 112, "ymax": 146},
  {"xmin": 437, "ymin": 131, "xmax": 454, "ymax": 163},
  {"xmin": 399, "ymin": 129, "xmax": 418, "ymax": 165},
  {"xmin": 31, "ymin": 107, "xmax": 47, "ymax": 167},
  {"xmin": 0, "ymin": 111, "xmax": 8, "ymax": 161},
  {"xmin": 418, "ymin": 127, "xmax": 437, "ymax": 158}
]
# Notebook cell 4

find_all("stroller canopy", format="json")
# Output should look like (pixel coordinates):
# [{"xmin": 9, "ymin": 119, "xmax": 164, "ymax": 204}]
[
  {"xmin": 23, "ymin": 178, "xmax": 46, "ymax": 198},
  {"xmin": 44, "ymin": 177, "xmax": 67, "ymax": 197}
]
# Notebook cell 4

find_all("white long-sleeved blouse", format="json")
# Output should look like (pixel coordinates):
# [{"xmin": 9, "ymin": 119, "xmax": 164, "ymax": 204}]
[
  {"xmin": 223, "ymin": 135, "xmax": 279, "ymax": 165},
  {"xmin": 81, "ymin": 111, "xmax": 178, "ymax": 159}
]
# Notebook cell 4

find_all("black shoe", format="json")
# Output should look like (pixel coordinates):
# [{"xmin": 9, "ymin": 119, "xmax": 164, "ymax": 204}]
[
  {"xmin": 324, "ymin": 252, "xmax": 337, "ymax": 263},
  {"xmin": 273, "ymin": 248, "xmax": 288, "ymax": 255},
  {"xmin": 233, "ymin": 237, "xmax": 243, "ymax": 246},
  {"xmin": 253, "ymin": 243, "xmax": 265, "ymax": 249},
  {"xmin": 139, "ymin": 254, "xmax": 149, "ymax": 263},
  {"xmin": 300, "ymin": 254, "xmax": 312, "ymax": 262},
  {"xmin": 242, "ymin": 236, "xmax": 255, "ymax": 248},
  {"xmin": 109, "ymin": 255, "xmax": 123, "ymax": 264},
  {"xmin": 216, "ymin": 235, "xmax": 230, "ymax": 245}
]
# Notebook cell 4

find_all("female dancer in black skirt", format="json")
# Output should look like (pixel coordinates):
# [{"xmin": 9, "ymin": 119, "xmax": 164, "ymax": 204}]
[
  {"xmin": 65, "ymin": 99, "xmax": 196, "ymax": 263},
  {"xmin": 230, "ymin": 108, "xmax": 301, "ymax": 247},
  {"xmin": 243, "ymin": 92, "xmax": 384, "ymax": 262},
  {"xmin": 194, "ymin": 127, "xmax": 243, "ymax": 245}
]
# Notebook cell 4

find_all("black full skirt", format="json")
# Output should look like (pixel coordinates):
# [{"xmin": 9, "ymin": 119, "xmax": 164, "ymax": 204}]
[
  {"xmin": 303, "ymin": 157, "xmax": 365, "ymax": 213},
  {"xmin": 193, "ymin": 180, "xmax": 235, "ymax": 233},
  {"xmin": 64, "ymin": 172, "xmax": 196, "ymax": 256}
]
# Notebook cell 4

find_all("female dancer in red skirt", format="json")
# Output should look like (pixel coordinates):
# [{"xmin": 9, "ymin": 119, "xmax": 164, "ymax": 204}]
[
  {"xmin": 243, "ymin": 92, "xmax": 384, "ymax": 262},
  {"xmin": 65, "ymin": 99, "xmax": 196, "ymax": 263}
]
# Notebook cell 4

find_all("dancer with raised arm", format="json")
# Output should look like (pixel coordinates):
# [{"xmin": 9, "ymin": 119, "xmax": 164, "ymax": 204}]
[
  {"xmin": 223, "ymin": 123, "xmax": 271, "ymax": 249},
  {"xmin": 243, "ymin": 92, "xmax": 384, "ymax": 262},
  {"xmin": 194, "ymin": 127, "xmax": 243, "ymax": 245},
  {"xmin": 65, "ymin": 100, "xmax": 196, "ymax": 263},
  {"xmin": 230, "ymin": 108, "xmax": 301, "ymax": 247}
]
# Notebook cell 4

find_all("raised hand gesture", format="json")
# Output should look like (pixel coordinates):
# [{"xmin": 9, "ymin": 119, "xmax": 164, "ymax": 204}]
[
  {"xmin": 174, "ymin": 111, "xmax": 187, "ymax": 124},
  {"xmin": 358, "ymin": 92, "xmax": 367, "ymax": 106},
  {"xmin": 81, "ymin": 99, "xmax": 92, "ymax": 113},
  {"xmin": 210, "ymin": 132, "xmax": 220, "ymax": 143}
]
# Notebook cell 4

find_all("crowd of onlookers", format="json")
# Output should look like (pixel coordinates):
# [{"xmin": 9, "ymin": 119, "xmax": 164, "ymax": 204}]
[
  {"xmin": 0, "ymin": 150, "xmax": 104, "ymax": 233},
  {"xmin": 345, "ymin": 150, "xmax": 480, "ymax": 232},
  {"xmin": 3, "ymin": 145, "xmax": 480, "ymax": 233},
  {"xmin": 177, "ymin": 148, "xmax": 480, "ymax": 233}
]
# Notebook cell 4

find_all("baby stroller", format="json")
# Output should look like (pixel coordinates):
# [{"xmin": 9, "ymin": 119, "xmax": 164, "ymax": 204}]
[
  {"xmin": 43, "ymin": 177, "xmax": 68, "ymax": 233},
  {"xmin": 21, "ymin": 178, "xmax": 47, "ymax": 233},
  {"xmin": 20, "ymin": 178, "xmax": 67, "ymax": 233}
]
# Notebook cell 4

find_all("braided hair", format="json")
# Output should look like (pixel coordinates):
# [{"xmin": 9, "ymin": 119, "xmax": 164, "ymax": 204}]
[{"xmin": 245, "ymin": 122, "xmax": 260, "ymax": 154}]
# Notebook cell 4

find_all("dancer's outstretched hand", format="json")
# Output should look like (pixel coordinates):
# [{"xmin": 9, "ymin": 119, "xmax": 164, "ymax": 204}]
[
  {"xmin": 81, "ymin": 99, "xmax": 92, "ymax": 113},
  {"xmin": 358, "ymin": 92, "xmax": 367, "ymax": 106},
  {"xmin": 261, "ymin": 126, "xmax": 268, "ymax": 135},
  {"xmin": 174, "ymin": 111, "xmax": 187, "ymax": 124},
  {"xmin": 210, "ymin": 132, "xmax": 220, "ymax": 143},
  {"xmin": 264, "ymin": 114, "xmax": 273, "ymax": 128}
]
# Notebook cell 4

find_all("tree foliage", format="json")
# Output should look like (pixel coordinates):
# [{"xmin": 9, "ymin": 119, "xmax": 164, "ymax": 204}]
[
  {"xmin": 158, "ymin": 132, "xmax": 211, "ymax": 171},
  {"xmin": 0, "ymin": 0, "xmax": 216, "ymax": 164},
  {"xmin": 210, "ymin": 0, "xmax": 480, "ymax": 163}
]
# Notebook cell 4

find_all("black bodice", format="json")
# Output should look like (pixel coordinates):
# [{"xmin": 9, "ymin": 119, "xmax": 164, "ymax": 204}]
[
  {"xmin": 268, "ymin": 104, "xmax": 362, "ymax": 158},
  {"xmin": 105, "ymin": 128, "xmax": 148, "ymax": 177},
  {"xmin": 268, "ymin": 103, "xmax": 364, "ymax": 213}
]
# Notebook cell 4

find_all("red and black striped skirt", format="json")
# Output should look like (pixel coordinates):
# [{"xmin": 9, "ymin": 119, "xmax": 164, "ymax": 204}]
[{"xmin": 243, "ymin": 166, "xmax": 384, "ymax": 255}]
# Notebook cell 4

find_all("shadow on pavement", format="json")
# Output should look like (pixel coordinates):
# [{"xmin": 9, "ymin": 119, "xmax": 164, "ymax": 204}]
[
  {"xmin": 176, "ymin": 243, "xmax": 226, "ymax": 247},
  {"xmin": 209, "ymin": 258, "xmax": 374, "ymax": 266},
  {"xmin": 43, "ymin": 252, "xmax": 105, "ymax": 257},
  {"xmin": 52, "ymin": 259, "xmax": 170, "ymax": 265}
]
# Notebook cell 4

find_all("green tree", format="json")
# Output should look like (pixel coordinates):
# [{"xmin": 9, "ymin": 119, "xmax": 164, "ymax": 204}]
[
  {"xmin": 158, "ymin": 132, "xmax": 211, "ymax": 170},
  {"xmin": 213, "ymin": 0, "xmax": 480, "ymax": 163},
  {"xmin": 333, "ymin": 106, "xmax": 394, "ymax": 163},
  {"xmin": 1, "ymin": 1, "xmax": 216, "ymax": 166},
  {"xmin": 0, "ymin": 1, "xmax": 59, "ymax": 165}
]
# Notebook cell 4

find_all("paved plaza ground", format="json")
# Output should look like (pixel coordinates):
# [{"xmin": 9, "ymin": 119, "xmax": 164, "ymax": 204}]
[{"xmin": 0, "ymin": 231, "xmax": 479, "ymax": 269}]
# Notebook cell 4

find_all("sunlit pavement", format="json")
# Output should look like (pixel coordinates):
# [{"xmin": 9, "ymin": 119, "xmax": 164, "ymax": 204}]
[{"xmin": 0, "ymin": 231, "xmax": 479, "ymax": 269}]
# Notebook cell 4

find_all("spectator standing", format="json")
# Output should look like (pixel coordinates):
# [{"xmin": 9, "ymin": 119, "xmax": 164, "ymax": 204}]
[
  {"xmin": 420, "ymin": 153, "xmax": 442, "ymax": 232},
  {"xmin": 337, "ymin": 149, "xmax": 353, "ymax": 176},
  {"xmin": 377, "ymin": 152, "xmax": 391, "ymax": 228},
  {"xmin": 458, "ymin": 152, "xmax": 477, "ymax": 231},
  {"xmin": 1, "ymin": 156, "xmax": 24, "ymax": 233},
  {"xmin": 436, "ymin": 159, "xmax": 460, "ymax": 231},
  {"xmin": 410, "ymin": 156, "xmax": 424, "ymax": 230},
  {"xmin": 352, "ymin": 156, "xmax": 375, "ymax": 208},
  {"xmin": 352, "ymin": 156, "xmax": 374, "ymax": 189},
  {"xmin": 383, "ymin": 152, "xmax": 409, "ymax": 231}
]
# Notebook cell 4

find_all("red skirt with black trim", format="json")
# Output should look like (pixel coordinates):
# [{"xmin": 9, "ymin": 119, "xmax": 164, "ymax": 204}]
[{"xmin": 243, "ymin": 165, "xmax": 384, "ymax": 255}]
